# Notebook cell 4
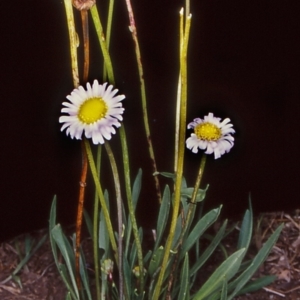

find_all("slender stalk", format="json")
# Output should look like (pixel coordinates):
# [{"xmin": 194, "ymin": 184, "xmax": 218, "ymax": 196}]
[
  {"xmin": 84, "ymin": 139, "xmax": 118, "ymax": 261},
  {"xmin": 90, "ymin": 5, "xmax": 114, "ymax": 83},
  {"xmin": 104, "ymin": 142, "xmax": 124, "ymax": 300},
  {"xmin": 174, "ymin": 154, "xmax": 207, "ymax": 251},
  {"xmin": 63, "ymin": 0, "xmax": 84, "ymax": 291},
  {"xmin": 81, "ymin": 10, "xmax": 90, "ymax": 81},
  {"xmin": 119, "ymin": 125, "xmax": 145, "ymax": 293},
  {"xmin": 93, "ymin": 145, "xmax": 102, "ymax": 299},
  {"xmin": 123, "ymin": 0, "xmax": 162, "ymax": 204},
  {"xmin": 152, "ymin": 9, "xmax": 191, "ymax": 300},
  {"xmin": 64, "ymin": 0, "xmax": 79, "ymax": 88},
  {"xmin": 90, "ymin": 7, "xmax": 145, "ymax": 294},
  {"xmin": 75, "ymin": 142, "xmax": 88, "ymax": 290},
  {"xmin": 103, "ymin": 0, "xmax": 115, "ymax": 80}
]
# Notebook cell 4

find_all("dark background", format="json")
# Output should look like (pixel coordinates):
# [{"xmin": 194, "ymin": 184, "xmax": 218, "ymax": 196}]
[{"xmin": 0, "ymin": 0, "xmax": 299, "ymax": 241}]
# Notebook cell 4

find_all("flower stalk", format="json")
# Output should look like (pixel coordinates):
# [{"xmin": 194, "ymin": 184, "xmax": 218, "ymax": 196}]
[
  {"xmin": 152, "ymin": 9, "xmax": 191, "ymax": 300},
  {"xmin": 90, "ymin": 6, "xmax": 145, "ymax": 293},
  {"xmin": 124, "ymin": 0, "xmax": 162, "ymax": 204},
  {"xmin": 64, "ymin": 0, "xmax": 79, "ymax": 88},
  {"xmin": 84, "ymin": 139, "xmax": 118, "ymax": 260},
  {"xmin": 104, "ymin": 142, "xmax": 124, "ymax": 300}
]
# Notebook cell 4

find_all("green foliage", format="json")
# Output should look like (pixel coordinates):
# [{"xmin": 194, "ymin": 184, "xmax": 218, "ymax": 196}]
[{"xmin": 50, "ymin": 179, "xmax": 282, "ymax": 300}]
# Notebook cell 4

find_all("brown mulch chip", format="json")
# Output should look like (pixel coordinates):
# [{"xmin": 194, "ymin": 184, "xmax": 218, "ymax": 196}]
[{"xmin": 1, "ymin": 211, "xmax": 300, "ymax": 299}]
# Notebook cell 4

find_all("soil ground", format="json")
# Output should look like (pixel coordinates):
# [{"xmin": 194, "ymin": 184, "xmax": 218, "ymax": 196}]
[{"xmin": 1, "ymin": 211, "xmax": 300, "ymax": 300}]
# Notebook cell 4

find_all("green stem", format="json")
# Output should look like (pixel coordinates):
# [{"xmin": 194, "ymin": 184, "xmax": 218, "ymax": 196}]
[
  {"xmin": 93, "ymin": 145, "xmax": 102, "ymax": 300},
  {"xmin": 90, "ymin": 4, "xmax": 144, "ymax": 294},
  {"xmin": 84, "ymin": 139, "xmax": 118, "ymax": 262},
  {"xmin": 175, "ymin": 154, "xmax": 207, "ymax": 251},
  {"xmin": 90, "ymin": 5, "xmax": 114, "ymax": 83},
  {"xmin": 103, "ymin": 0, "xmax": 115, "ymax": 81},
  {"xmin": 119, "ymin": 125, "xmax": 145, "ymax": 293},
  {"xmin": 63, "ymin": 0, "xmax": 79, "ymax": 88},
  {"xmin": 104, "ymin": 142, "xmax": 124, "ymax": 300},
  {"xmin": 152, "ymin": 9, "xmax": 191, "ymax": 300},
  {"xmin": 124, "ymin": 0, "xmax": 162, "ymax": 204}
]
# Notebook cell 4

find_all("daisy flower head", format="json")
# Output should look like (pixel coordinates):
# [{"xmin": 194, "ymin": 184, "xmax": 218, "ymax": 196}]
[
  {"xmin": 186, "ymin": 112, "xmax": 235, "ymax": 159},
  {"xmin": 59, "ymin": 80, "xmax": 125, "ymax": 144}
]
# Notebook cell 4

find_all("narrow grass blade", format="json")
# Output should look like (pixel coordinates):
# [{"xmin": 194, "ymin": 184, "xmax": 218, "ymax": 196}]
[
  {"xmin": 192, "ymin": 248, "xmax": 245, "ymax": 299},
  {"xmin": 154, "ymin": 185, "xmax": 171, "ymax": 250},
  {"xmin": 181, "ymin": 207, "xmax": 221, "ymax": 259},
  {"xmin": 220, "ymin": 278, "xmax": 228, "ymax": 300},
  {"xmin": 237, "ymin": 208, "xmax": 253, "ymax": 251},
  {"xmin": 227, "ymin": 224, "xmax": 283, "ymax": 299},
  {"xmin": 178, "ymin": 253, "xmax": 189, "ymax": 300},
  {"xmin": 190, "ymin": 219, "xmax": 227, "ymax": 276},
  {"xmin": 51, "ymin": 224, "xmax": 79, "ymax": 299}
]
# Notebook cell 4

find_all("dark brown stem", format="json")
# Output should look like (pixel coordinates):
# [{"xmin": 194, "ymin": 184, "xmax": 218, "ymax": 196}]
[
  {"xmin": 75, "ymin": 141, "xmax": 88, "ymax": 290},
  {"xmin": 81, "ymin": 10, "xmax": 89, "ymax": 82}
]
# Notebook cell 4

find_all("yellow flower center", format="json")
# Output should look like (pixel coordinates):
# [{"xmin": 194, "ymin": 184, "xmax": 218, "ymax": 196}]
[
  {"xmin": 78, "ymin": 97, "xmax": 108, "ymax": 124},
  {"xmin": 194, "ymin": 122, "xmax": 221, "ymax": 141}
]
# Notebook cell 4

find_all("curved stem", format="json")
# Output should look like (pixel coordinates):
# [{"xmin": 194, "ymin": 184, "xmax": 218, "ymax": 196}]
[
  {"xmin": 103, "ymin": 0, "xmax": 115, "ymax": 81},
  {"xmin": 64, "ymin": 0, "xmax": 79, "ymax": 88},
  {"xmin": 90, "ymin": 6, "xmax": 114, "ymax": 83},
  {"xmin": 90, "ymin": 6, "xmax": 144, "ymax": 294},
  {"xmin": 124, "ymin": 0, "xmax": 161, "ymax": 204},
  {"xmin": 119, "ymin": 125, "xmax": 145, "ymax": 293},
  {"xmin": 81, "ymin": 10, "xmax": 89, "ymax": 82},
  {"xmin": 104, "ymin": 142, "xmax": 124, "ymax": 300},
  {"xmin": 84, "ymin": 139, "xmax": 118, "ymax": 262},
  {"xmin": 174, "ymin": 154, "xmax": 207, "ymax": 251},
  {"xmin": 75, "ymin": 142, "xmax": 88, "ymax": 290},
  {"xmin": 93, "ymin": 145, "xmax": 102, "ymax": 299}
]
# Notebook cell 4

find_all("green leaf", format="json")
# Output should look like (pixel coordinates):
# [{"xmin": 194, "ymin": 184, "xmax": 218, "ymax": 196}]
[
  {"xmin": 220, "ymin": 278, "xmax": 228, "ymax": 300},
  {"xmin": 99, "ymin": 206, "xmax": 109, "ymax": 256},
  {"xmin": 237, "ymin": 207, "xmax": 253, "ymax": 251},
  {"xmin": 181, "ymin": 206, "xmax": 222, "ymax": 260},
  {"xmin": 83, "ymin": 209, "xmax": 93, "ymax": 238},
  {"xmin": 181, "ymin": 184, "xmax": 209, "ymax": 202},
  {"xmin": 237, "ymin": 275, "xmax": 276, "ymax": 295},
  {"xmin": 154, "ymin": 171, "xmax": 176, "ymax": 179},
  {"xmin": 65, "ymin": 292, "xmax": 72, "ymax": 300},
  {"xmin": 192, "ymin": 248, "xmax": 246, "ymax": 299},
  {"xmin": 132, "ymin": 169, "xmax": 142, "ymax": 210},
  {"xmin": 51, "ymin": 225, "xmax": 79, "ymax": 299},
  {"xmin": 227, "ymin": 224, "xmax": 283, "ymax": 299},
  {"xmin": 123, "ymin": 257, "xmax": 132, "ymax": 298},
  {"xmin": 148, "ymin": 246, "xmax": 164, "ymax": 277},
  {"xmin": 178, "ymin": 253, "xmax": 189, "ymax": 300},
  {"xmin": 190, "ymin": 219, "xmax": 228, "ymax": 276},
  {"xmin": 154, "ymin": 185, "xmax": 171, "ymax": 250}
]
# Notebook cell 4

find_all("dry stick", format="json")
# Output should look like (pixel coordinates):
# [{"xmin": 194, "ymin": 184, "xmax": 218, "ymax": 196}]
[
  {"xmin": 81, "ymin": 10, "xmax": 89, "ymax": 82},
  {"xmin": 124, "ymin": 0, "xmax": 162, "ymax": 204},
  {"xmin": 75, "ymin": 142, "xmax": 88, "ymax": 290},
  {"xmin": 63, "ymin": 0, "xmax": 84, "ymax": 292},
  {"xmin": 75, "ymin": 7, "xmax": 90, "ymax": 292}
]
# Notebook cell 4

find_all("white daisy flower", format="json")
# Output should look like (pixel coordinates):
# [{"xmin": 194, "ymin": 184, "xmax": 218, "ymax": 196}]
[
  {"xmin": 186, "ymin": 112, "xmax": 235, "ymax": 159},
  {"xmin": 59, "ymin": 80, "xmax": 125, "ymax": 144}
]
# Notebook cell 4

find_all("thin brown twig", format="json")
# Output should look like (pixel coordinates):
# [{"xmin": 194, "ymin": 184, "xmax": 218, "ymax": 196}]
[
  {"xmin": 124, "ymin": 0, "xmax": 162, "ymax": 204},
  {"xmin": 81, "ymin": 10, "xmax": 89, "ymax": 82},
  {"xmin": 75, "ymin": 5, "xmax": 90, "ymax": 291},
  {"xmin": 75, "ymin": 142, "xmax": 88, "ymax": 290}
]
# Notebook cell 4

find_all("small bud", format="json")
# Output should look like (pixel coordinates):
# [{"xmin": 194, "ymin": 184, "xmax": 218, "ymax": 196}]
[
  {"xmin": 132, "ymin": 266, "xmax": 147, "ymax": 278},
  {"xmin": 101, "ymin": 259, "xmax": 114, "ymax": 275},
  {"xmin": 72, "ymin": 0, "xmax": 96, "ymax": 11}
]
